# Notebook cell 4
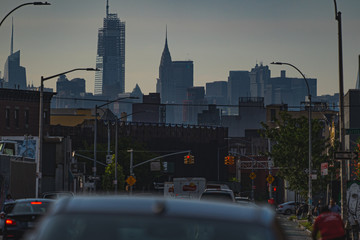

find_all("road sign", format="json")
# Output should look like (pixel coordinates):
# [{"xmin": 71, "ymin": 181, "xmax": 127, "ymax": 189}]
[
  {"xmin": 346, "ymin": 129, "xmax": 360, "ymax": 135},
  {"xmin": 334, "ymin": 151, "xmax": 358, "ymax": 160},
  {"xmin": 266, "ymin": 174, "xmax": 275, "ymax": 184},
  {"xmin": 249, "ymin": 172, "xmax": 256, "ymax": 180},
  {"xmin": 321, "ymin": 162, "xmax": 328, "ymax": 176},
  {"xmin": 126, "ymin": 176, "xmax": 136, "ymax": 186}
]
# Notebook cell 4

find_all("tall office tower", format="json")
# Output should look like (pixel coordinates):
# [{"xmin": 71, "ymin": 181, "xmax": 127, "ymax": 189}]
[
  {"xmin": 156, "ymin": 30, "xmax": 194, "ymax": 123},
  {"xmin": 156, "ymin": 29, "xmax": 174, "ymax": 104},
  {"xmin": 3, "ymin": 19, "xmax": 27, "ymax": 90},
  {"xmin": 183, "ymin": 87, "xmax": 207, "ymax": 125},
  {"xmin": 206, "ymin": 81, "xmax": 228, "ymax": 115},
  {"xmin": 249, "ymin": 63, "xmax": 271, "ymax": 98},
  {"xmin": 95, "ymin": 0, "xmax": 125, "ymax": 97},
  {"xmin": 228, "ymin": 71, "xmax": 250, "ymax": 115}
]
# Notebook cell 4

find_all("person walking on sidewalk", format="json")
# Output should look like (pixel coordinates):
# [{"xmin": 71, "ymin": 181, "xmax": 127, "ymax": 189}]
[{"xmin": 312, "ymin": 206, "xmax": 345, "ymax": 240}]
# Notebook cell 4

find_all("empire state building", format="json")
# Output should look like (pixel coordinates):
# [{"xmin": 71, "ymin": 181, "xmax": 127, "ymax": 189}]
[{"xmin": 95, "ymin": 0, "xmax": 125, "ymax": 97}]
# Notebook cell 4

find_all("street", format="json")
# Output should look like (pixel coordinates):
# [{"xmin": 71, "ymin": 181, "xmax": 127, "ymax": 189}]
[{"xmin": 277, "ymin": 214, "xmax": 312, "ymax": 240}]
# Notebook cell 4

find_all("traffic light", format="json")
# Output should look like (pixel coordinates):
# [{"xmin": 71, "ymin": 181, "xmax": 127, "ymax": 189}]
[
  {"xmin": 184, "ymin": 154, "xmax": 195, "ymax": 164},
  {"xmin": 273, "ymin": 186, "xmax": 277, "ymax": 192},
  {"xmin": 184, "ymin": 155, "xmax": 190, "ymax": 164},
  {"xmin": 225, "ymin": 156, "xmax": 235, "ymax": 165}
]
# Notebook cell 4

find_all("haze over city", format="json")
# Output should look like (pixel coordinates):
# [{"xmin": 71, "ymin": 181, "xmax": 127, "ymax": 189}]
[{"xmin": 1, "ymin": 0, "xmax": 360, "ymax": 96}]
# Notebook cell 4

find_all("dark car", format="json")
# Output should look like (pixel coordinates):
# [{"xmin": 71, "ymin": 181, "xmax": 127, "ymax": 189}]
[
  {"xmin": 200, "ymin": 188, "xmax": 235, "ymax": 202},
  {"xmin": 0, "ymin": 201, "xmax": 16, "ymax": 234},
  {"xmin": 3, "ymin": 199, "xmax": 54, "ymax": 240},
  {"xmin": 25, "ymin": 196, "xmax": 285, "ymax": 240}
]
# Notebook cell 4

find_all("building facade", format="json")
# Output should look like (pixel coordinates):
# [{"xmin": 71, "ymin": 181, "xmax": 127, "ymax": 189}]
[{"xmin": 95, "ymin": 1, "xmax": 125, "ymax": 97}]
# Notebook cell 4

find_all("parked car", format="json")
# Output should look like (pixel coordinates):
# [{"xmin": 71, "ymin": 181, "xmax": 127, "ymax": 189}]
[
  {"xmin": 0, "ymin": 202, "xmax": 16, "ymax": 234},
  {"xmin": 3, "ymin": 199, "xmax": 54, "ymax": 240},
  {"xmin": 235, "ymin": 197, "xmax": 258, "ymax": 207},
  {"xmin": 25, "ymin": 196, "xmax": 286, "ymax": 240},
  {"xmin": 200, "ymin": 188, "xmax": 235, "ymax": 202},
  {"xmin": 276, "ymin": 201, "xmax": 300, "ymax": 215},
  {"xmin": 41, "ymin": 191, "xmax": 74, "ymax": 199}
]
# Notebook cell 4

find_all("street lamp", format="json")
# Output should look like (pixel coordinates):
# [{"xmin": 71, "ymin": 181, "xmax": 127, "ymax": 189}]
[
  {"xmin": 333, "ymin": 0, "xmax": 347, "ymax": 221},
  {"xmin": 37, "ymin": 67, "xmax": 98, "ymax": 197},
  {"xmin": 271, "ymin": 61, "xmax": 313, "ymax": 219},
  {"xmin": 0, "ymin": 2, "xmax": 50, "ymax": 27}
]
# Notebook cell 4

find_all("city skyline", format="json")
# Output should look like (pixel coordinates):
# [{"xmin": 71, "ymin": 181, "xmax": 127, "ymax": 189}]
[{"xmin": 1, "ymin": 0, "xmax": 360, "ymax": 97}]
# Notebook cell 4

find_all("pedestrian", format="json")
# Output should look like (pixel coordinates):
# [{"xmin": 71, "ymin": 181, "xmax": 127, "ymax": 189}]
[
  {"xmin": 329, "ymin": 198, "xmax": 341, "ymax": 214},
  {"xmin": 314, "ymin": 199, "xmax": 323, "ymax": 216},
  {"xmin": 312, "ymin": 206, "xmax": 345, "ymax": 240},
  {"xmin": 4, "ymin": 194, "xmax": 14, "ymax": 203}
]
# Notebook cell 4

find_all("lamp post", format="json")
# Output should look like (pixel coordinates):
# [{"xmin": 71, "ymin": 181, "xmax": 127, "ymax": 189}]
[
  {"xmin": 93, "ymin": 97, "xmax": 138, "ymax": 192},
  {"xmin": 37, "ymin": 67, "xmax": 98, "ymax": 197},
  {"xmin": 0, "ymin": 2, "xmax": 50, "ymax": 27},
  {"xmin": 333, "ymin": 0, "xmax": 347, "ymax": 221},
  {"xmin": 271, "ymin": 61, "xmax": 312, "ymax": 219}
]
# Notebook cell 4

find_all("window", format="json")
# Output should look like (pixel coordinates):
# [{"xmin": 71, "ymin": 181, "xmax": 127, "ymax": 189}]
[
  {"xmin": 25, "ymin": 110, "xmax": 29, "ymax": 128},
  {"xmin": 270, "ymin": 109, "xmax": 276, "ymax": 122},
  {"xmin": 6, "ymin": 108, "xmax": 10, "ymax": 127},
  {"xmin": 15, "ymin": 109, "xmax": 19, "ymax": 128}
]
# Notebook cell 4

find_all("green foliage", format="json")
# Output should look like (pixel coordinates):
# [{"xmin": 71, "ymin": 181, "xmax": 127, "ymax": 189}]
[
  {"xmin": 102, "ymin": 154, "xmax": 125, "ymax": 191},
  {"xmin": 261, "ymin": 111, "xmax": 333, "ymax": 198}
]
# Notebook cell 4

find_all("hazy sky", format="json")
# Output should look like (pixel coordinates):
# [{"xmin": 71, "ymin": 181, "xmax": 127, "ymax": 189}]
[{"xmin": 1, "ymin": 0, "xmax": 359, "ymax": 96}]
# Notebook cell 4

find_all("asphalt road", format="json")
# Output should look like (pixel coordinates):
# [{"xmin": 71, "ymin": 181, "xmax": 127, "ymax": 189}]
[{"xmin": 277, "ymin": 214, "xmax": 312, "ymax": 240}]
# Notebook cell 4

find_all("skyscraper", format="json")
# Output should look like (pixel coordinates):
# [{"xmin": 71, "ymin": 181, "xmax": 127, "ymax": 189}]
[
  {"xmin": 95, "ymin": 0, "xmax": 125, "ymax": 97},
  {"xmin": 3, "ymin": 18, "xmax": 27, "ymax": 90}
]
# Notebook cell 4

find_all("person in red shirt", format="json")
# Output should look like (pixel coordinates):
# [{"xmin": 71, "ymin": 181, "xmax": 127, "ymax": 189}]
[{"xmin": 312, "ymin": 205, "xmax": 345, "ymax": 240}]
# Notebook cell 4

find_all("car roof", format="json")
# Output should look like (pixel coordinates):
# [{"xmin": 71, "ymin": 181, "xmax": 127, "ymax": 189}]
[
  {"xmin": 14, "ymin": 198, "xmax": 55, "ymax": 203},
  {"xmin": 50, "ymin": 196, "xmax": 275, "ymax": 227},
  {"xmin": 203, "ymin": 188, "xmax": 233, "ymax": 193}
]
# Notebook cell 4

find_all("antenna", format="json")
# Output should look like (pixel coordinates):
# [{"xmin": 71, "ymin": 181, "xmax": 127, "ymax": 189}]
[
  {"xmin": 11, "ymin": 17, "xmax": 14, "ymax": 55},
  {"xmin": 106, "ymin": 0, "xmax": 109, "ymax": 17}
]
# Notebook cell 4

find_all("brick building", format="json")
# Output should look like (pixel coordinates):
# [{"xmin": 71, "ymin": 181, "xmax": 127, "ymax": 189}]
[{"xmin": 0, "ymin": 89, "xmax": 55, "ymax": 136}]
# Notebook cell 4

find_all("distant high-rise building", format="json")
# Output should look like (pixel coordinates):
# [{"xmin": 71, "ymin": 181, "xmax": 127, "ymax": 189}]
[
  {"xmin": 250, "ymin": 63, "xmax": 270, "ymax": 99},
  {"xmin": 95, "ymin": 0, "xmax": 125, "ymax": 97},
  {"xmin": 356, "ymin": 55, "xmax": 360, "ymax": 89},
  {"xmin": 156, "ymin": 29, "xmax": 194, "ymax": 123},
  {"xmin": 3, "ymin": 19, "xmax": 27, "ymax": 90},
  {"xmin": 206, "ymin": 81, "xmax": 228, "ymax": 115},
  {"xmin": 183, "ymin": 87, "xmax": 207, "ymax": 125},
  {"xmin": 228, "ymin": 71, "xmax": 250, "ymax": 115},
  {"xmin": 55, "ymin": 75, "xmax": 86, "ymax": 108}
]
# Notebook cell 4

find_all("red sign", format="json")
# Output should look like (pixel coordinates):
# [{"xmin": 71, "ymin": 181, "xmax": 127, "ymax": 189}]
[
  {"xmin": 183, "ymin": 184, "xmax": 197, "ymax": 191},
  {"xmin": 321, "ymin": 162, "xmax": 328, "ymax": 176}
]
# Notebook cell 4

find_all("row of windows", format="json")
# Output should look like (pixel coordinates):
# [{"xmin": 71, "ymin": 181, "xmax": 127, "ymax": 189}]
[{"xmin": 4, "ymin": 108, "xmax": 48, "ymax": 129}]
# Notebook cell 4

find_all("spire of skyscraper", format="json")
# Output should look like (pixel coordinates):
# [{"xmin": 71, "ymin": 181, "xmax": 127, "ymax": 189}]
[
  {"xmin": 10, "ymin": 17, "xmax": 14, "ymax": 55},
  {"xmin": 160, "ymin": 26, "xmax": 171, "ymax": 66},
  {"xmin": 106, "ymin": 0, "xmax": 109, "ymax": 18}
]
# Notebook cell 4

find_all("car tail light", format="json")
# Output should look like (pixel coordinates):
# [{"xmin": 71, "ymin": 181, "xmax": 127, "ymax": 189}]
[
  {"xmin": 278, "ymin": 205, "xmax": 283, "ymax": 208},
  {"xmin": 5, "ymin": 219, "xmax": 16, "ymax": 226},
  {"xmin": 31, "ymin": 201, "xmax": 42, "ymax": 205}
]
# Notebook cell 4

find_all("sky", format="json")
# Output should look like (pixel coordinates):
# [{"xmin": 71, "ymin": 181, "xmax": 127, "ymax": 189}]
[{"xmin": 1, "ymin": 0, "xmax": 360, "ymax": 97}]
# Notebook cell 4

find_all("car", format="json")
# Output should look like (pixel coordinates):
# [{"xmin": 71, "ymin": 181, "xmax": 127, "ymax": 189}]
[
  {"xmin": 3, "ymin": 199, "xmax": 54, "ymax": 240},
  {"xmin": 0, "ymin": 201, "xmax": 16, "ymax": 234},
  {"xmin": 276, "ymin": 201, "xmax": 300, "ymax": 215},
  {"xmin": 235, "ymin": 197, "xmax": 258, "ymax": 207},
  {"xmin": 25, "ymin": 196, "xmax": 286, "ymax": 240},
  {"xmin": 41, "ymin": 191, "xmax": 74, "ymax": 199},
  {"xmin": 199, "ymin": 188, "xmax": 235, "ymax": 202}
]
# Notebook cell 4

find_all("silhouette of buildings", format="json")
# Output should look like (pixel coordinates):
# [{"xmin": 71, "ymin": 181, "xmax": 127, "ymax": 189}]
[
  {"xmin": 228, "ymin": 71, "xmax": 250, "ymax": 115},
  {"xmin": 132, "ymin": 93, "xmax": 165, "ymax": 123},
  {"xmin": 95, "ymin": 0, "xmax": 125, "ymax": 97},
  {"xmin": 183, "ymin": 87, "xmax": 207, "ymax": 125}
]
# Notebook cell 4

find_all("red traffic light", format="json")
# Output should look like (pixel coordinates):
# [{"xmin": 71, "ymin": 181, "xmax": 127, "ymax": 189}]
[{"xmin": 273, "ymin": 186, "xmax": 277, "ymax": 192}]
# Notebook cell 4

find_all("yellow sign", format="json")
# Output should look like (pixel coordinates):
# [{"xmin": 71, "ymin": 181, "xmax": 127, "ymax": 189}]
[
  {"xmin": 126, "ymin": 176, "xmax": 136, "ymax": 186},
  {"xmin": 249, "ymin": 172, "xmax": 256, "ymax": 180},
  {"xmin": 266, "ymin": 174, "xmax": 275, "ymax": 184}
]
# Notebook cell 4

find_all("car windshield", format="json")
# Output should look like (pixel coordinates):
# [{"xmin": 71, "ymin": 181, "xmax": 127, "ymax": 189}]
[
  {"xmin": 11, "ymin": 201, "xmax": 52, "ymax": 214},
  {"xmin": 201, "ymin": 192, "xmax": 232, "ymax": 201},
  {"xmin": 34, "ymin": 214, "xmax": 275, "ymax": 240}
]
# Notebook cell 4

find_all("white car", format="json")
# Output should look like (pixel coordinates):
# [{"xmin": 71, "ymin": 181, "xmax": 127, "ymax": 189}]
[{"xmin": 276, "ymin": 201, "xmax": 298, "ymax": 215}]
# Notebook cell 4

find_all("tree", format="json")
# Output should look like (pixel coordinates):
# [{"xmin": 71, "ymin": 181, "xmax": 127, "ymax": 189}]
[
  {"xmin": 261, "ymin": 111, "xmax": 332, "ymax": 198},
  {"xmin": 102, "ymin": 154, "xmax": 125, "ymax": 191}
]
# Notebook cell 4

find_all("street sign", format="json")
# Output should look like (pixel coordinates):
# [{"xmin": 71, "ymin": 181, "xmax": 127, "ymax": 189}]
[
  {"xmin": 266, "ymin": 174, "xmax": 275, "ymax": 184},
  {"xmin": 346, "ymin": 129, "xmax": 360, "ymax": 135},
  {"xmin": 126, "ymin": 176, "xmax": 136, "ymax": 186},
  {"xmin": 334, "ymin": 151, "xmax": 358, "ymax": 160},
  {"xmin": 249, "ymin": 172, "xmax": 256, "ymax": 180},
  {"xmin": 106, "ymin": 155, "xmax": 112, "ymax": 164},
  {"xmin": 321, "ymin": 162, "xmax": 328, "ymax": 176}
]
